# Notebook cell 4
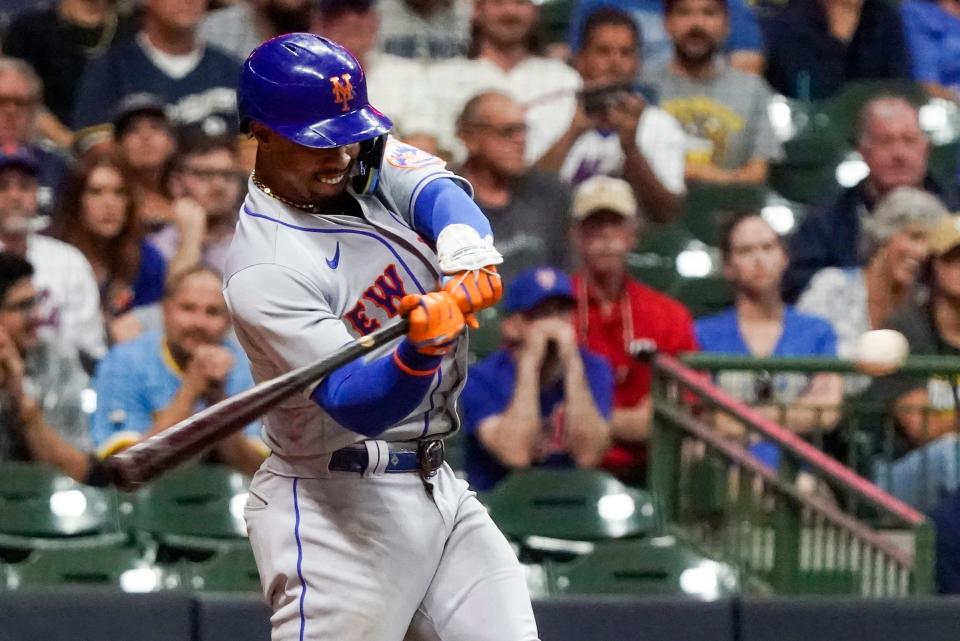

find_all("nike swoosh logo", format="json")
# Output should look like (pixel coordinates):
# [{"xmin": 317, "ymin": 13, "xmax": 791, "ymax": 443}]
[{"xmin": 326, "ymin": 242, "xmax": 341, "ymax": 269}]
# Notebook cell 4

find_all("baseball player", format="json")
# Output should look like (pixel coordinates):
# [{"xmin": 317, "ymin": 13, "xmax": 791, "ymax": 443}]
[{"xmin": 223, "ymin": 34, "xmax": 539, "ymax": 641}]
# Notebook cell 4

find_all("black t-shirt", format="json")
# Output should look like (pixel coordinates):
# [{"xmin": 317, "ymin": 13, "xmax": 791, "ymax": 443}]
[
  {"xmin": 3, "ymin": 6, "xmax": 137, "ymax": 125},
  {"xmin": 474, "ymin": 169, "xmax": 572, "ymax": 287},
  {"xmin": 859, "ymin": 301, "xmax": 960, "ymax": 459}
]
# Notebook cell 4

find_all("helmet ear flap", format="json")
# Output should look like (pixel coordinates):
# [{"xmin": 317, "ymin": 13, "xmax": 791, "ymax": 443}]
[{"xmin": 352, "ymin": 134, "xmax": 388, "ymax": 195}]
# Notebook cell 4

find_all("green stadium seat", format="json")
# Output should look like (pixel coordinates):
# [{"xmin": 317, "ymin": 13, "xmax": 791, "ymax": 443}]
[
  {"xmin": 5, "ymin": 545, "xmax": 168, "ymax": 591},
  {"xmin": 0, "ymin": 462, "xmax": 126, "ymax": 550},
  {"xmin": 627, "ymin": 252, "xmax": 679, "ymax": 293},
  {"xmin": 681, "ymin": 184, "xmax": 767, "ymax": 246},
  {"xmin": 929, "ymin": 140, "xmax": 960, "ymax": 186},
  {"xmin": 545, "ymin": 537, "xmax": 739, "ymax": 597},
  {"xmin": 671, "ymin": 275, "xmax": 733, "ymax": 318},
  {"xmin": 484, "ymin": 468, "xmax": 662, "ymax": 544},
  {"xmin": 538, "ymin": 0, "xmax": 575, "ymax": 45},
  {"xmin": 818, "ymin": 79, "xmax": 928, "ymax": 143},
  {"xmin": 635, "ymin": 223, "xmax": 695, "ymax": 257},
  {"xmin": 177, "ymin": 544, "xmax": 262, "ymax": 593},
  {"xmin": 131, "ymin": 464, "xmax": 249, "ymax": 552}
]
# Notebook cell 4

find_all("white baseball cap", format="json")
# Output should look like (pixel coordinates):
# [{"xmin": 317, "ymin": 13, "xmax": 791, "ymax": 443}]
[{"xmin": 572, "ymin": 176, "xmax": 638, "ymax": 221}]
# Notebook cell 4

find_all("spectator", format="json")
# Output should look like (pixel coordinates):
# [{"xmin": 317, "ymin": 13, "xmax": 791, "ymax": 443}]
[
  {"xmin": 377, "ymin": 0, "xmax": 472, "ymax": 60},
  {"xmin": 763, "ymin": 0, "xmax": 911, "ymax": 101},
  {"xmin": 200, "ymin": 0, "xmax": 313, "ymax": 62},
  {"xmin": 696, "ymin": 212, "xmax": 843, "ymax": 448},
  {"xmin": 858, "ymin": 214, "xmax": 960, "ymax": 510},
  {"xmin": 797, "ymin": 187, "xmax": 948, "ymax": 394},
  {"xmin": 72, "ymin": 0, "xmax": 241, "ymax": 149},
  {"xmin": 568, "ymin": 0, "xmax": 765, "ymax": 73},
  {"xmin": 901, "ymin": 0, "xmax": 960, "ymax": 102},
  {"xmin": 51, "ymin": 152, "xmax": 167, "ymax": 343},
  {"xmin": 415, "ymin": 0, "xmax": 582, "ymax": 164},
  {"xmin": 311, "ymin": 0, "xmax": 429, "ymax": 142},
  {"xmin": 152, "ymin": 134, "xmax": 242, "ymax": 279},
  {"xmin": 570, "ymin": 176, "xmax": 698, "ymax": 484},
  {"xmin": 91, "ymin": 266, "xmax": 266, "ymax": 475},
  {"xmin": 0, "ymin": 253, "xmax": 92, "ymax": 482},
  {"xmin": 649, "ymin": 0, "xmax": 783, "ymax": 185},
  {"xmin": 456, "ymin": 92, "xmax": 571, "ymax": 285},
  {"xmin": 460, "ymin": 266, "xmax": 613, "ymax": 492},
  {"xmin": 0, "ymin": 58, "xmax": 71, "ymax": 212},
  {"xmin": 0, "ymin": 145, "xmax": 106, "ymax": 362},
  {"xmin": 111, "ymin": 93, "xmax": 179, "ymax": 231},
  {"xmin": 3, "ymin": 0, "xmax": 136, "ymax": 134},
  {"xmin": 784, "ymin": 95, "xmax": 960, "ymax": 301},
  {"xmin": 538, "ymin": 7, "xmax": 686, "ymax": 223}
]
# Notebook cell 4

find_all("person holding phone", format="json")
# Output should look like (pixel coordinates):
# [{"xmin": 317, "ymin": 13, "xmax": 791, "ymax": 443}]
[{"xmin": 537, "ymin": 7, "xmax": 686, "ymax": 223}]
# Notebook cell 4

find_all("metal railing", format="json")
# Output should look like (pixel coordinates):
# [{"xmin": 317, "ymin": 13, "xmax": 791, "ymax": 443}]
[{"xmin": 649, "ymin": 354, "xmax": 935, "ymax": 596}]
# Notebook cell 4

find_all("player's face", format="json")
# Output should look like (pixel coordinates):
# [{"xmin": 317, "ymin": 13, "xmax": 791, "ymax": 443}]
[
  {"xmin": 118, "ymin": 116, "xmax": 177, "ymax": 173},
  {"xmin": 0, "ymin": 71, "xmax": 37, "ymax": 145},
  {"xmin": 573, "ymin": 210, "xmax": 636, "ymax": 277},
  {"xmin": 576, "ymin": 24, "xmax": 640, "ymax": 84},
  {"xmin": 0, "ymin": 278, "xmax": 40, "ymax": 354},
  {"xmin": 81, "ymin": 166, "xmax": 129, "ymax": 240},
  {"xmin": 163, "ymin": 271, "xmax": 231, "ymax": 357},
  {"xmin": 476, "ymin": 0, "xmax": 539, "ymax": 49},
  {"xmin": 879, "ymin": 223, "xmax": 930, "ymax": 288},
  {"xmin": 254, "ymin": 125, "xmax": 361, "ymax": 202},
  {"xmin": 859, "ymin": 101, "xmax": 929, "ymax": 195},
  {"xmin": 665, "ymin": 0, "xmax": 729, "ymax": 66},
  {"xmin": 723, "ymin": 216, "xmax": 787, "ymax": 297},
  {"xmin": 177, "ymin": 149, "xmax": 242, "ymax": 220}
]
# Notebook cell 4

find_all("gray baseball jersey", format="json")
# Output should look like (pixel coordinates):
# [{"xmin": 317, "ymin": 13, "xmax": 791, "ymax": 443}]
[{"xmin": 223, "ymin": 137, "xmax": 469, "ymax": 457}]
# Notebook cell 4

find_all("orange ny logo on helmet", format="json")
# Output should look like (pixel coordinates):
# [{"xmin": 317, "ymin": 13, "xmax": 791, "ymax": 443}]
[{"xmin": 330, "ymin": 73, "xmax": 354, "ymax": 112}]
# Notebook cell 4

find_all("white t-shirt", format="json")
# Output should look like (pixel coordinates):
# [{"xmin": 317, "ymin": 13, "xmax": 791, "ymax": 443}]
[
  {"xmin": 559, "ymin": 105, "xmax": 687, "ymax": 199},
  {"xmin": 366, "ymin": 52, "xmax": 432, "ymax": 139},
  {"xmin": 410, "ymin": 55, "xmax": 582, "ymax": 163},
  {"xmin": 27, "ymin": 234, "xmax": 106, "ymax": 360}
]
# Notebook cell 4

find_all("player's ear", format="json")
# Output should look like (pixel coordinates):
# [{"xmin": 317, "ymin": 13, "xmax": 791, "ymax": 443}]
[{"xmin": 249, "ymin": 122, "xmax": 272, "ymax": 145}]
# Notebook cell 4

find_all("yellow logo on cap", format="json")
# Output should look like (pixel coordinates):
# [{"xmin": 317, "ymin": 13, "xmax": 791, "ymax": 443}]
[{"xmin": 330, "ymin": 73, "xmax": 354, "ymax": 112}]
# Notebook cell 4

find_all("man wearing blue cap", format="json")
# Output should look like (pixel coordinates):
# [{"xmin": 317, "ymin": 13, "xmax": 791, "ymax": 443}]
[{"xmin": 460, "ymin": 266, "xmax": 614, "ymax": 491}]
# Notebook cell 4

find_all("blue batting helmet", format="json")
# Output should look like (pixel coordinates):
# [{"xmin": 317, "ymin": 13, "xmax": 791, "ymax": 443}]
[{"xmin": 237, "ymin": 33, "xmax": 393, "ymax": 148}]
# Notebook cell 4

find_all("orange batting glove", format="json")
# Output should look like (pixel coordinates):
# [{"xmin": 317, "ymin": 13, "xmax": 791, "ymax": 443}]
[
  {"xmin": 399, "ymin": 292, "xmax": 466, "ymax": 356},
  {"xmin": 442, "ymin": 266, "xmax": 503, "ymax": 329}
]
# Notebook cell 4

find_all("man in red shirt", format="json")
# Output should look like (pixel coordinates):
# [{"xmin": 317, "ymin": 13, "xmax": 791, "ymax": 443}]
[{"xmin": 571, "ymin": 176, "xmax": 698, "ymax": 484}]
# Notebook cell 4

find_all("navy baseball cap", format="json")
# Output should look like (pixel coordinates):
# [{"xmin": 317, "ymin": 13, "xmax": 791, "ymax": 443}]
[
  {"xmin": 503, "ymin": 267, "xmax": 575, "ymax": 314},
  {"xmin": 112, "ymin": 93, "xmax": 170, "ymax": 139},
  {"xmin": 0, "ymin": 145, "xmax": 39, "ymax": 175}
]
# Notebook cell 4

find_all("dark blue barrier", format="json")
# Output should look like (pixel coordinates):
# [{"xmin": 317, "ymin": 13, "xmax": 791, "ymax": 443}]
[
  {"xmin": 0, "ymin": 588, "xmax": 195, "ymax": 641},
  {"xmin": 739, "ymin": 596, "xmax": 960, "ymax": 641}
]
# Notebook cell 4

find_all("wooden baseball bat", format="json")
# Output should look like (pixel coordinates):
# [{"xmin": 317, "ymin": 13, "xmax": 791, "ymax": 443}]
[{"xmin": 102, "ymin": 320, "xmax": 409, "ymax": 491}]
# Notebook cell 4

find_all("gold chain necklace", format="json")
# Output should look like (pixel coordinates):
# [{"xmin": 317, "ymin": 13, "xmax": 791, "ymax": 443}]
[{"xmin": 251, "ymin": 170, "xmax": 323, "ymax": 214}]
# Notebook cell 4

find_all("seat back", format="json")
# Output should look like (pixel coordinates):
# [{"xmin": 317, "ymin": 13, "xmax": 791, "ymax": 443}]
[
  {"xmin": 484, "ymin": 468, "xmax": 661, "ymax": 542},
  {"xmin": 131, "ymin": 464, "xmax": 249, "ymax": 542},
  {"xmin": 7, "ymin": 545, "xmax": 161, "ymax": 590},
  {"xmin": 0, "ymin": 462, "xmax": 123, "ymax": 540}
]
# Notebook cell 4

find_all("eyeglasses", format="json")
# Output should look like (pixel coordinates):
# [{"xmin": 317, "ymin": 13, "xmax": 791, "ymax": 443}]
[
  {"xmin": 181, "ymin": 167, "xmax": 240, "ymax": 181},
  {"xmin": 1, "ymin": 296, "xmax": 37, "ymax": 313},
  {"xmin": 464, "ymin": 122, "xmax": 528, "ymax": 138}
]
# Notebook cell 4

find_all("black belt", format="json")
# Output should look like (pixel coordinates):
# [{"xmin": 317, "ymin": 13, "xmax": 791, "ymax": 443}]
[{"xmin": 328, "ymin": 440, "xmax": 444, "ymax": 478}]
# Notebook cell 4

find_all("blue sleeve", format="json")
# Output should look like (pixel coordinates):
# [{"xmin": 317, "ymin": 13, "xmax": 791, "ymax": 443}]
[
  {"xmin": 902, "ymin": 1, "xmax": 942, "ymax": 83},
  {"xmin": 72, "ymin": 53, "xmax": 120, "ymax": 130},
  {"xmin": 585, "ymin": 354, "xmax": 615, "ymax": 419},
  {"xmin": 311, "ymin": 340, "xmax": 443, "ymax": 437},
  {"xmin": 131, "ymin": 242, "xmax": 167, "ymax": 308},
  {"xmin": 90, "ymin": 349, "xmax": 154, "ymax": 445},
  {"xmin": 412, "ymin": 178, "xmax": 493, "ymax": 245},
  {"xmin": 726, "ymin": 0, "xmax": 762, "ymax": 52}
]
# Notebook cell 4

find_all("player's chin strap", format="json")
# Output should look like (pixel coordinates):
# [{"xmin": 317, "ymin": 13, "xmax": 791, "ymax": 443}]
[{"xmin": 351, "ymin": 134, "xmax": 388, "ymax": 195}]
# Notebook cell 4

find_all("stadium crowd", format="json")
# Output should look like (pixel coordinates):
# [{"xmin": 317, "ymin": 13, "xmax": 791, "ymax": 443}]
[{"xmin": 2, "ymin": 0, "xmax": 960, "ymax": 593}]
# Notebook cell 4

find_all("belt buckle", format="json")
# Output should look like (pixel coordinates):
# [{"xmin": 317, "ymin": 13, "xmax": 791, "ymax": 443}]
[{"xmin": 417, "ymin": 440, "xmax": 443, "ymax": 480}]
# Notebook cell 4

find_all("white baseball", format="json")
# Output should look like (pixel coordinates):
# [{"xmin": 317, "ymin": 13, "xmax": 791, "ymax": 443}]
[{"xmin": 854, "ymin": 329, "xmax": 909, "ymax": 376}]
